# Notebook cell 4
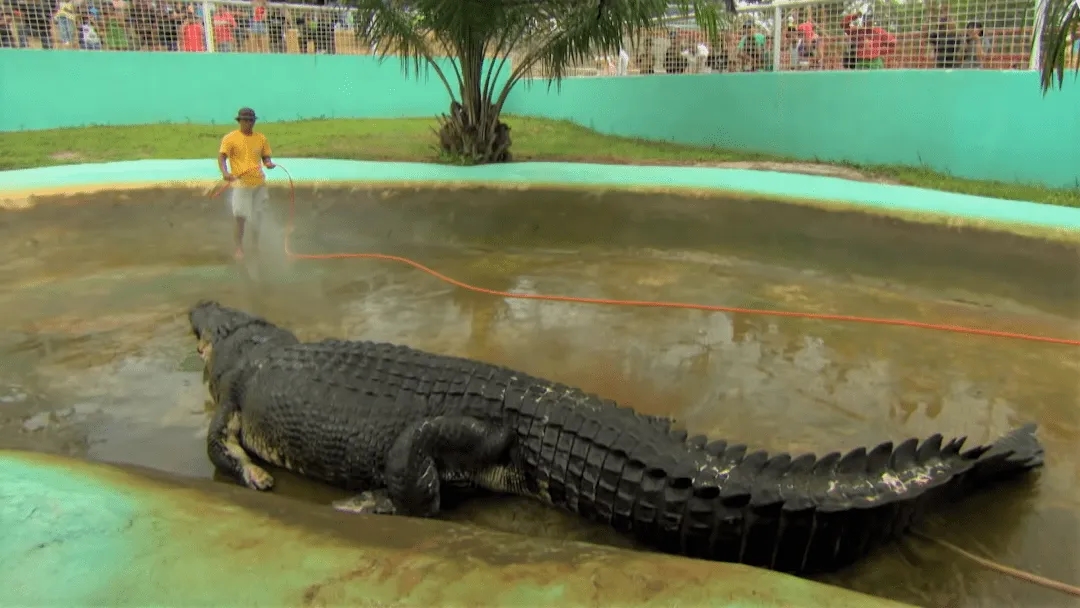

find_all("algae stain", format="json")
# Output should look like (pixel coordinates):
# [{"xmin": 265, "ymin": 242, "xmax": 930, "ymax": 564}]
[
  {"xmin": 501, "ymin": 583, "xmax": 568, "ymax": 606},
  {"xmin": 0, "ymin": 454, "xmax": 139, "ymax": 606}
]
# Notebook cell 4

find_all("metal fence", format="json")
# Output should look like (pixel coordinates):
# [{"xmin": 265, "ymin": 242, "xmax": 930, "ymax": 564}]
[
  {"xmin": 650, "ymin": 0, "xmax": 1043, "ymax": 74},
  {"xmin": 0, "ymin": 0, "xmax": 370, "ymax": 54},
  {"xmin": 570, "ymin": 0, "xmax": 1048, "ymax": 76},
  {"xmin": 1, "ymin": 0, "xmax": 1069, "ymax": 75}
]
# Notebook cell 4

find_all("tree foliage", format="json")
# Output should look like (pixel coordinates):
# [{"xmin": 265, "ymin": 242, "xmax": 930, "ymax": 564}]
[
  {"xmin": 1034, "ymin": 0, "xmax": 1079, "ymax": 92},
  {"xmin": 347, "ymin": 0, "xmax": 729, "ymax": 164}
]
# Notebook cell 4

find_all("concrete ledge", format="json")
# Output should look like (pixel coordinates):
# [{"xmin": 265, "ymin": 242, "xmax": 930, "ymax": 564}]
[
  {"xmin": 0, "ymin": 450, "xmax": 915, "ymax": 608},
  {"xmin": 2, "ymin": 159, "xmax": 1079, "ymax": 236}
]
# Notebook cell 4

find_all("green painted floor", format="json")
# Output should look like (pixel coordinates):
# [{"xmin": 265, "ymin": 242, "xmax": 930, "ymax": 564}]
[{"xmin": 0, "ymin": 451, "xmax": 914, "ymax": 608}]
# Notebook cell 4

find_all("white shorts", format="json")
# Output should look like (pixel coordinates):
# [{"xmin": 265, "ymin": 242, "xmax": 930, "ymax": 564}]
[{"xmin": 229, "ymin": 185, "xmax": 269, "ymax": 220}]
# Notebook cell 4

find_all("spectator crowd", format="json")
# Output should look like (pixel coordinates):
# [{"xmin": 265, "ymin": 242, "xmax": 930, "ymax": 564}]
[
  {"xmin": 1, "ymin": 0, "xmax": 1069, "ymax": 74},
  {"xmin": 636, "ymin": 9, "xmax": 1035, "ymax": 74},
  {"xmin": 0, "ymin": 0, "xmax": 350, "ymax": 53}
]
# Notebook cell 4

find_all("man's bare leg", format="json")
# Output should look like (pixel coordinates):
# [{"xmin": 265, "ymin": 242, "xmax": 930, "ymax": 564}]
[
  {"xmin": 249, "ymin": 225, "xmax": 260, "ymax": 258},
  {"xmin": 234, "ymin": 217, "xmax": 246, "ymax": 260}
]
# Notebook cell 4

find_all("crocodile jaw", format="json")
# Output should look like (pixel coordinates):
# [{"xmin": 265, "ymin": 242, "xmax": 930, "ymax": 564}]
[{"xmin": 197, "ymin": 339, "xmax": 213, "ymax": 384}]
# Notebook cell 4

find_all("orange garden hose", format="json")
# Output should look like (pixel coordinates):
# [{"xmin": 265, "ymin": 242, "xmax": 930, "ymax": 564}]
[
  {"xmin": 211, "ymin": 165, "xmax": 1080, "ymax": 348},
  {"xmin": 208, "ymin": 165, "xmax": 1080, "ymax": 597}
]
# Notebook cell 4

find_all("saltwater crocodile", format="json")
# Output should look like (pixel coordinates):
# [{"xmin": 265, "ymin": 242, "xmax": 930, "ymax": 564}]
[{"xmin": 190, "ymin": 300, "xmax": 1045, "ymax": 575}]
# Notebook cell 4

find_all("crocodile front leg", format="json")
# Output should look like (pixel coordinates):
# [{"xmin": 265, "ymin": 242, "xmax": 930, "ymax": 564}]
[
  {"xmin": 206, "ymin": 395, "xmax": 274, "ymax": 491},
  {"xmin": 367, "ymin": 416, "xmax": 515, "ymax": 518}
]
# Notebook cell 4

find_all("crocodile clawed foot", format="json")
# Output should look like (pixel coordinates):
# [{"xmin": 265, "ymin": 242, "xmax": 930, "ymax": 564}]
[
  {"xmin": 241, "ymin": 463, "xmax": 275, "ymax": 490},
  {"xmin": 332, "ymin": 490, "xmax": 398, "ymax": 515}
]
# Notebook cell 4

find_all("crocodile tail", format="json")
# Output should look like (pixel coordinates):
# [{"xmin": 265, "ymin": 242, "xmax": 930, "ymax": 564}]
[
  {"xmin": 506, "ymin": 387, "xmax": 1043, "ymax": 575},
  {"xmin": 600, "ymin": 424, "xmax": 1045, "ymax": 575},
  {"xmin": 955, "ymin": 422, "xmax": 1045, "ymax": 490},
  {"xmin": 689, "ymin": 424, "xmax": 1046, "ymax": 575}
]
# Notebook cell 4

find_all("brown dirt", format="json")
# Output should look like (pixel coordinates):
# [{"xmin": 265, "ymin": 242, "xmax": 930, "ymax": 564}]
[
  {"xmin": 545, "ymin": 157, "xmax": 900, "ymax": 184},
  {"xmin": 49, "ymin": 151, "xmax": 86, "ymax": 163},
  {"xmin": 692, "ymin": 161, "xmax": 902, "ymax": 184}
]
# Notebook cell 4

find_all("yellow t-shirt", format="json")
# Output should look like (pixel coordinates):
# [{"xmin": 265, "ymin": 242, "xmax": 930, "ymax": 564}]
[{"xmin": 219, "ymin": 130, "xmax": 272, "ymax": 187}]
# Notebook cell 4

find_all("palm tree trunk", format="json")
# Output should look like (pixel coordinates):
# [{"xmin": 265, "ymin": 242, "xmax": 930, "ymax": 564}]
[
  {"xmin": 436, "ymin": 100, "xmax": 513, "ymax": 164},
  {"xmin": 437, "ymin": 49, "xmax": 513, "ymax": 164}
]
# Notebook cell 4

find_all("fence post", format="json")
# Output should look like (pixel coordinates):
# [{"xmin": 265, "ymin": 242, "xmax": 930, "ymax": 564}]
[
  {"xmin": 1028, "ymin": 0, "xmax": 1051, "ymax": 71},
  {"xmin": 202, "ymin": 0, "xmax": 215, "ymax": 52},
  {"xmin": 772, "ymin": 2, "xmax": 784, "ymax": 71}
]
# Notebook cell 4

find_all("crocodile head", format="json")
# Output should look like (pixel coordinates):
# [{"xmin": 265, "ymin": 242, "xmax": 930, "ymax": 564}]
[
  {"xmin": 189, "ymin": 300, "xmax": 264, "ymax": 363},
  {"xmin": 188, "ymin": 300, "xmax": 299, "ymax": 388}
]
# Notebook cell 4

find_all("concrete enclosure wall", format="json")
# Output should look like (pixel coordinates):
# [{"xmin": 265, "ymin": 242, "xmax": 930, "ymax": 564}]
[
  {"xmin": 0, "ymin": 49, "xmax": 467, "ymax": 130},
  {"xmin": 1, "ymin": 49, "xmax": 1077, "ymax": 188},
  {"xmin": 506, "ymin": 70, "xmax": 1080, "ymax": 189}
]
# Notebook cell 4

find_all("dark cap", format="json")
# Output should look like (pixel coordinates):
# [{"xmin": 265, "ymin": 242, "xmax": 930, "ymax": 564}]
[{"xmin": 236, "ymin": 107, "xmax": 257, "ymax": 121}]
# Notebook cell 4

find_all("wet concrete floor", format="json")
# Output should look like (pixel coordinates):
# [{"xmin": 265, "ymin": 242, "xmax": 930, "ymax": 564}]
[{"xmin": 0, "ymin": 185, "xmax": 1078, "ymax": 608}]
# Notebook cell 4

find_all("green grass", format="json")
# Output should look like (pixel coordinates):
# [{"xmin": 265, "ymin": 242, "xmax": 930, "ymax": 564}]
[{"xmin": 1, "ymin": 115, "xmax": 1078, "ymax": 208}]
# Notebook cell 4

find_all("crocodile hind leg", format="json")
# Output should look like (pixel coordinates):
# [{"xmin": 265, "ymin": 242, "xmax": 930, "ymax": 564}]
[
  {"xmin": 356, "ymin": 416, "xmax": 515, "ymax": 518},
  {"xmin": 206, "ymin": 395, "xmax": 274, "ymax": 491}
]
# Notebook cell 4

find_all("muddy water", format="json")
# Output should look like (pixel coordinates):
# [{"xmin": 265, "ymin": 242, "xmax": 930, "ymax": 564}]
[{"xmin": 0, "ymin": 186, "xmax": 1078, "ymax": 608}]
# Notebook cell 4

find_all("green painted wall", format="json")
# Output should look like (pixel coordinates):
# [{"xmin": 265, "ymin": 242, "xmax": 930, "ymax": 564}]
[
  {"xmin": 1, "ymin": 48, "xmax": 1077, "ymax": 188},
  {"xmin": 0, "ymin": 49, "xmax": 470, "ymax": 130},
  {"xmin": 505, "ymin": 70, "xmax": 1080, "ymax": 189}
]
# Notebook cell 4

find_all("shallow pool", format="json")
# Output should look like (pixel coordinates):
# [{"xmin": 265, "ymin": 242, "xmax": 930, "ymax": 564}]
[{"xmin": 1, "ymin": 185, "xmax": 1077, "ymax": 608}]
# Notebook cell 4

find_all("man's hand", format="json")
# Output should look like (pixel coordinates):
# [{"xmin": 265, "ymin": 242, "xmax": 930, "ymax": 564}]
[
  {"xmin": 222, "ymin": 173, "xmax": 236, "ymax": 182},
  {"xmin": 264, "ymin": 160, "xmax": 276, "ymax": 169}
]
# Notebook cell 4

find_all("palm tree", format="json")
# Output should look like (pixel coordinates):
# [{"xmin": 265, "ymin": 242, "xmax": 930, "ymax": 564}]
[
  {"xmin": 350, "ymin": 0, "xmax": 732, "ymax": 164},
  {"xmin": 1035, "ymin": 0, "xmax": 1079, "ymax": 92}
]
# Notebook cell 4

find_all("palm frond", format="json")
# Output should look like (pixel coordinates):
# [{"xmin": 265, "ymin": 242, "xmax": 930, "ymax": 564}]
[
  {"xmin": 344, "ymin": 0, "xmax": 735, "ymax": 162},
  {"xmin": 350, "ymin": 0, "xmax": 458, "ymax": 101},
  {"xmin": 507, "ymin": 1, "xmax": 724, "ymax": 88},
  {"xmin": 1035, "ymin": 0, "xmax": 1080, "ymax": 93}
]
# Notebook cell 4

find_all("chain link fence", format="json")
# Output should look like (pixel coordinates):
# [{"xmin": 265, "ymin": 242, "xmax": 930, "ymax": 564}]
[
  {"xmin": 559, "ymin": 0, "xmax": 1043, "ymax": 76},
  {"xmin": 1, "ymin": 0, "xmax": 368, "ymax": 53},
  {"xmin": 0, "ymin": 0, "xmax": 1058, "ymax": 73}
]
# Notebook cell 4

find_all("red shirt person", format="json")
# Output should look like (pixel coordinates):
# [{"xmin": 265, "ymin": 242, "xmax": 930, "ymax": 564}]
[
  {"xmin": 180, "ymin": 14, "xmax": 205, "ymax": 52},
  {"xmin": 841, "ymin": 13, "xmax": 896, "ymax": 69}
]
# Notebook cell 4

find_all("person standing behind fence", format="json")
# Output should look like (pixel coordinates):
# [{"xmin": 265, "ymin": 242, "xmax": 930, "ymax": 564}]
[
  {"xmin": 180, "ymin": 10, "xmax": 205, "ymax": 52},
  {"xmin": 17, "ymin": 0, "xmax": 51, "ymax": 49},
  {"xmin": 265, "ymin": 4, "xmax": 285, "ymax": 52},
  {"xmin": 1069, "ymin": 22, "xmax": 1079, "ymax": 68},
  {"xmin": 840, "ymin": 12, "xmax": 896, "ymax": 69},
  {"xmin": 295, "ymin": 9, "xmax": 316, "ymax": 53},
  {"xmin": 53, "ymin": 0, "xmax": 77, "ymax": 48},
  {"xmin": 158, "ymin": 3, "xmax": 183, "ymax": 52},
  {"xmin": 959, "ymin": 21, "xmax": 989, "ymax": 69},
  {"xmin": 212, "ymin": 4, "xmax": 236, "ymax": 52},
  {"xmin": 616, "ymin": 47, "xmax": 630, "ymax": 75},
  {"xmin": 103, "ymin": 3, "xmax": 130, "ymax": 50},
  {"xmin": 248, "ymin": 0, "xmax": 267, "ymax": 52},
  {"xmin": 79, "ymin": 13, "xmax": 101, "ymax": 49},
  {"xmin": 218, "ymin": 108, "xmax": 276, "ymax": 261},
  {"xmin": 794, "ymin": 18, "xmax": 820, "ymax": 69},
  {"xmin": 737, "ymin": 22, "xmax": 769, "ymax": 72},
  {"xmin": 926, "ymin": 4, "xmax": 962, "ymax": 69},
  {"xmin": 315, "ymin": 10, "xmax": 335, "ymax": 54},
  {"xmin": 0, "ymin": 8, "xmax": 14, "ymax": 48}
]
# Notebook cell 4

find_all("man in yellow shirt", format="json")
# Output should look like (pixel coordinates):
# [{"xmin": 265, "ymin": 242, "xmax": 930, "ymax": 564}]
[{"xmin": 218, "ymin": 107, "xmax": 275, "ymax": 260}]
